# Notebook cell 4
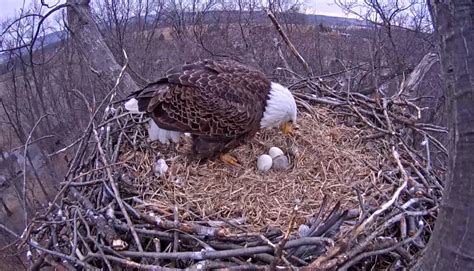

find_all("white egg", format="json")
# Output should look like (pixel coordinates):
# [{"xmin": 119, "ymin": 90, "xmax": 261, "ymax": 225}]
[
  {"xmin": 273, "ymin": 155, "xmax": 290, "ymax": 170},
  {"xmin": 257, "ymin": 154, "xmax": 273, "ymax": 172},
  {"xmin": 268, "ymin": 147, "xmax": 284, "ymax": 159}
]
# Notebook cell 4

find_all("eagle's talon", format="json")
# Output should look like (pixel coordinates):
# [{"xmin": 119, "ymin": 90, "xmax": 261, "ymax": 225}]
[{"xmin": 220, "ymin": 153, "xmax": 239, "ymax": 166}]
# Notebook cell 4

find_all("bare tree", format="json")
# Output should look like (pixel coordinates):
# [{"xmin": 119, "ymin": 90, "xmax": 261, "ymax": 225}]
[
  {"xmin": 0, "ymin": 1, "xmax": 463, "ymax": 268},
  {"xmin": 414, "ymin": 0, "xmax": 474, "ymax": 269},
  {"xmin": 335, "ymin": 0, "xmax": 436, "ymax": 95}
]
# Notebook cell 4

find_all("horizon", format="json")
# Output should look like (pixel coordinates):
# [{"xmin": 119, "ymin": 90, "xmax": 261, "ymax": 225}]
[{"xmin": 0, "ymin": 0, "xmax": 354, "ymax": 21}]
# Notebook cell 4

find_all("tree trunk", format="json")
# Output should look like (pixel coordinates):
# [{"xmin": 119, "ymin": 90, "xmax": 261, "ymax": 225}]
[
  {"xmin": 67, "ymin": 0, "xmax": 139, "ymax": 98},
  {"xmin": 414, "ymin": 0, "xmax": 474, "ymax": 270}
]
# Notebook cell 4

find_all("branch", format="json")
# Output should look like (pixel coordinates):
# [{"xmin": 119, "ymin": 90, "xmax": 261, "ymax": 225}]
[
  {"xmin": 0, "ymin": 4, "xmax": 70, "ymax": 53},
  {"xmin": 266, "ymin": 9, "xmax": 312, "ymax": 76},
  {"xmin": 67, "ymin": 0, "xmax": 138, "ymax": 98},
  {"xmin": 397, "ymin": 52, "xmax": 439, "ymax": 96},
  {"xmin": 140, "ymin": 212, "xmax": 229, "ymax": 238},
  {"xmin": 88, "ymin": 55, "xmax": 143, "ymax": 251},
  {"xmin": 353, "ymin": 147, "xmax": 409, "ymax": 235},
  {"xmin": 338, "ymin": 224, "xmax": 424, "ymax": 270},
  {"xmin": 0, "ymin": 223, "xmax": 95, "ymax": 270},
  {"xmin": 115, "ymin": 237, "xmax": 332, "ymax": 260},
  {"xmin": 22, "ymin": 113, "xmax": 52, "ymax": 229}
]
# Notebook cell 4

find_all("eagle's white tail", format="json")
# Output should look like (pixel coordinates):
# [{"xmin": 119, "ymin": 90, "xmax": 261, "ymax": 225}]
[
  {"xmin": 148, "ymin": 120, "xmax": 182, "ymax": 144},
  {"xmin": 125, "ymin": 98, "xmax": 183, "ymax": 144},
  {"xmin": 124, "ymin": 98, "xmax": 140, "ymax": 113}
]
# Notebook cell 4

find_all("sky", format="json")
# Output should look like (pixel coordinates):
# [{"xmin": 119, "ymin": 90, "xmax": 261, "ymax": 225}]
[
  {"xmin": 0, "ymin": 0, "xmax": 350, "ymax": 20},
  {"xmin": 303, "ymin": 0, "xmax": 351, "ymax": 17},
  {"xmin": 0, "ymin": 0, "xmax": 63, "ymax": 19}
]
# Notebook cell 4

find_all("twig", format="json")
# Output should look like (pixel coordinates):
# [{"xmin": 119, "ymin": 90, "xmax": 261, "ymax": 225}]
[
  {"xmin": 266, "ymin": 9, "xmax": 312, "ymax": 76},
  {"xmin": 115, "ymin": 237, "xmax": 332, "ymax": 260},
  {"xmin": 10, "ymin": 135, "xmax": 55, "ymax": 152},
  {"xmin": 113, "ymin": 223, "xmax": 195, "ymax": 243},
  {"xmin": 294, "ymin": 92, "xmax": 346, "ymax": 106},
  {"xmin": 75, "ymin": 207, "xmax": 113, "ymax": 270},
  {"xmin": 274, "ymin": 39, "xmax": 295, "ymax": 79},
  {"xmin": 80, "ymin": 50, "xmax": 144, "ymax": 252},
  {"xmin": 353, "ymin": 186, "xmax": 367, "ymax": 222},
  {"xmin": 270, "ymin": 205, "xmax": 299, "ymax": 269},
  {"xmin": 91, "ymin": 126, "xmax": 143, "ymax": 252},
  {"xmin": 310, "ymin": 210, "xmax": 431, "ymax": 269},
  {"xmin": 22, "ymin": 114, "xmax": 52, "ymax": 229},
  {"xmin": 353, "ymin": 147, "xmax": 408, "ymax": 235},
  {"xmin": 173, "ymin": 205, "xmax": 179, "ymax": 266},
  {"xmin": 382, "ymin": 98, "xmax": 395, "ymax": 134},
  {"xmin": 0, "ymin": 223, "xmax": 96, "ymax": 270},
  {"xmin": 85, "ymin": 253, "xmax": 181, "ymax": 271},
  {"xmin": 48, "ymin": 132, "xmax": 88, "ymax": 157},
  {"xmin": 338, "ymin": 224, "xmax": 424, "ymax": 270},
  {"xmin": 0, "ymin": 4, "xmax": 70, "ymax": 53},
  {"xmin": 107, "ymin": 49, "xmax": 129, "ymax": 104},
  {"xmin": 141, "ymin": 212, "xmax": 228, "ymax": 237},
  {"xmin": 210, "ymin": 241, "xmax": 277, "ymax": 264}
]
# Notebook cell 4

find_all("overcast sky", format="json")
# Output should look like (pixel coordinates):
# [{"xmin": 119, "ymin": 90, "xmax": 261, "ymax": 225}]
[
  {"xmin": 0, "ymin": 0, "xmax": 350, "ymax": 20},
  {"xmin": 304, "ymin": 0, "xmax": 350, "ymax": 17},
  {"xmin": 1, "ymin": 0, "xmax": 66, "ymax": 20}
]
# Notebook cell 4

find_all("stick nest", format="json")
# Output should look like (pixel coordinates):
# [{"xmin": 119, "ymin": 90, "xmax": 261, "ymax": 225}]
[
  {"xmin": 24, "ymin": 79, "xmax": 446, "ymax": 270},
  {"xmin": 123, "ymin": 107, "xmax": 377, "ymax": 231}
]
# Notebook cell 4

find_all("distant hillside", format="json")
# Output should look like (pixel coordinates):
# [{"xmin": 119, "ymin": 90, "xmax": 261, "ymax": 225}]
[
  {"xmin": 0, "ymin": 10, "xmax": 365, "ymax": 67},
  {"xmin": 302, "ymin": 13, "xmax": 365, "ymax": 27},
  {"xmin": 134, "ymin": 10, "xmax": 366, "ymax": 29}
]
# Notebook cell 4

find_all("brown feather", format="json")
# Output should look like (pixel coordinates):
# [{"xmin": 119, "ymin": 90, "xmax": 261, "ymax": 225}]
[{"xmin": 131, "ymin": 59, "xmax": 271, "ymax": 159}]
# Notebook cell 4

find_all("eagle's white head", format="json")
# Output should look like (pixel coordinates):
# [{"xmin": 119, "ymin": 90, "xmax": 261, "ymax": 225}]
[{"xmin": 260, "ymin": 82, "xmax": 297, "ymax": 134}]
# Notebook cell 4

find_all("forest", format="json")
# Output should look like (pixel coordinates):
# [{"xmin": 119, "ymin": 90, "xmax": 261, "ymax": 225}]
[{"xmin": 0, "ymin": 0, "xmax": 472, "ymax": 270}]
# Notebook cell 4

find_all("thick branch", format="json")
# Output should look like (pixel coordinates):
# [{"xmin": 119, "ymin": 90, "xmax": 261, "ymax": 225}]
[{"xmin": 67, "ymin": 0, "xmax": 138, "ymax": 98}]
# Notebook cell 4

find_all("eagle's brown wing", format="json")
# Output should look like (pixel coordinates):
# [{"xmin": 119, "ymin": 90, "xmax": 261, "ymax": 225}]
[{"xmin": 133, "ymin": 59, "xmax": 271, "ymax": 140}]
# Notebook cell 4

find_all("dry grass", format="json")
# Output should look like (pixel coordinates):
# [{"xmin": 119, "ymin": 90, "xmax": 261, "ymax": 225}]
[{"xmin": 119, "ymin": 106, "xmax": 389, "ymax": 231}]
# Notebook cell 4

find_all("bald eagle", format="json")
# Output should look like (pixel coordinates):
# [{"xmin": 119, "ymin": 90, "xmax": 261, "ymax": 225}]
[{"xmin": 125, "ymin": 59, "xmax": 297, "ymax": 165}]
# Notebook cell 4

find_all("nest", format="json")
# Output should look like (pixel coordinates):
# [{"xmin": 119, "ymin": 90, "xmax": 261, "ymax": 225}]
[
  {"xmin": 122, "ymin": 107, "xmax": 378, "ymax": 231},
  {"xmin": 22, "ymin": 79, "xmax": 446, "ymax": 270}
]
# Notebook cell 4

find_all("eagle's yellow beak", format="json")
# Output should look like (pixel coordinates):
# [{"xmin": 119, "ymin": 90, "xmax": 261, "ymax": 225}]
[{"xmin": 281, "ymin": 121, "xmax": 293, "ymax": 135}]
